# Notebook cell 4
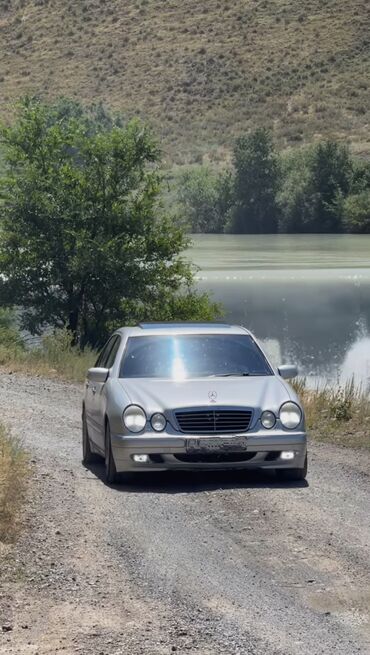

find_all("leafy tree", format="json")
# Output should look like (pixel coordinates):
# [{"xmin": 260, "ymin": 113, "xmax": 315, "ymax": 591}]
[
  {"xmin": 351, "ymin": 158, "xmax": 370, "ymax": 194},
  {"xmin": 177, "ymin": 166, "xmax": 234, "ymax": 233},
  {"xmin": 0, "ymin": 98, "xmax": 219, "ymax": 347},
  {"xmin": 309, "ymin": 140, "xmax": 352, "ymax": 232},
  {"xmin": 340, "ymin": 191, "xmax": 370, "ymax": 233},
  {"xmin": 230, "ymin": 128, "xmax": 281, "ymax": 234},
  {"xmin": 278, "ymin": 148, "xmax": 316, "ymax": 233},
  {"xmin": 279, "ymin": 141, "xmax": 353, "ymax": 233}
]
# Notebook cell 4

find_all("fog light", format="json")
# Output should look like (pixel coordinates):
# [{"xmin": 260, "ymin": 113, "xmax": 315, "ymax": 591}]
[
  {"xmin": 280, "ymin": 451, "xmax": 295, "ymax": 460},
  {"xmin": 133, "ymin": 454, "xmax": 149, "ymax": 463}
]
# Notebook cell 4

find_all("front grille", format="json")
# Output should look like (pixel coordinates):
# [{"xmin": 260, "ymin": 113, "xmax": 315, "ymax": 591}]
[
  {"xmin": 175, "ymin": 409, "xmax": 253, "ymax": 434},
  {"xmin": 175, "ymin": 452, "xmax": 256, "ymax": 463}
]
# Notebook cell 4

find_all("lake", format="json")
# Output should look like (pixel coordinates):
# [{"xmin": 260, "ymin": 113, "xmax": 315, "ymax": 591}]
[{"xmin": 188, "ymin": 234, "xmax": 370, "ymax": 389}]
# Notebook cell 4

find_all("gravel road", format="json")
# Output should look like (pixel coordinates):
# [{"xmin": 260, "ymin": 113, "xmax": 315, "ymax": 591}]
[{"xmin": 0, "ymin": 372, "xmax": 369, "ymax": 655}]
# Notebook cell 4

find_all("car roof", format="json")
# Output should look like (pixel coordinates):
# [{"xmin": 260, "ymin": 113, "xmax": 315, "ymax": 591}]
[{"xmin": 115, "ymin": 323, "xmax": 252, "ymax": 337}]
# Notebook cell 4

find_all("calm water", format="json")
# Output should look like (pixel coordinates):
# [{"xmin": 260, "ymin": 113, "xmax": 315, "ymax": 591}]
[{"xmin": 188, "ymin": 235, "xmax": 370, "ymax": 389}]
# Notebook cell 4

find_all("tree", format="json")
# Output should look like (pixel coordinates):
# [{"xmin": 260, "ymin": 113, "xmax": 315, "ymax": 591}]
[
  {"xmin": 278, "ymin": 141, "xmax": 353, "ymax": 233},
  {"xmin": 341, "ymin": 191, "xmax": 370, "ymax": 233},
  {"xmin": 351, "ymin": 158, "xmax": 370, "ymax": 194},
  {"xmin": 278, "ymin": 148, "xmax": 316, "ymax": 233},
  {"xmin": 230, "ymin": 128, "xmax": 281, "ymax": 234},
  {"xmin": 309, "ymin": 140, "xmax": 352, "ymax": 232},
  {"xmin": 177, "ymin": 166, "xmax": 234, "ymax": 233},
  {"xmin": 0, "ymin": 98, "xmax": 218, "ymax": 347}
]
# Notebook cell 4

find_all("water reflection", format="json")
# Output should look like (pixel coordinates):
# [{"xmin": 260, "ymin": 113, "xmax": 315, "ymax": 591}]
[
  {"xmin": 340, "ymin": 337, "xmax": 370, "ymax": 391},
  {"xmin": 188, "ymin": 235, "xmax": 370, "ymax": 387}
]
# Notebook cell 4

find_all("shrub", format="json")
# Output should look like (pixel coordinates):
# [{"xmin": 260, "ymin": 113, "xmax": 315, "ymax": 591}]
[
  {"xmin": 0, "ymin": 310, "xmax": 25, "ymax": 366},
  {"xmin": 292, "ymin": 378, "xmax": 370, "ymax": 449}
]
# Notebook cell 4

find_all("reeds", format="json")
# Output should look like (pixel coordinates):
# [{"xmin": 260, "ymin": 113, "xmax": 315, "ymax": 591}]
[{"xmin": 293, "ymin": 377, "xmax": 370, "ymax": 450}]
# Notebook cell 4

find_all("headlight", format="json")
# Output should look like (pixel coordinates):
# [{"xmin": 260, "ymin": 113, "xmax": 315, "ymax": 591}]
[
  {"xmin": 279, "ymin": 402, "xmax": 302, "ymax": 429},
  {"xmin": 261, "ymin": 410, "xmax": 276, "ymax": 429},
  {"xmin": 123, "ymin": 405, "xmax": 147, "ymax": 433},
  {"xmin": 151, "ymin": 413, "xmax": 167, "ymax": 432}
]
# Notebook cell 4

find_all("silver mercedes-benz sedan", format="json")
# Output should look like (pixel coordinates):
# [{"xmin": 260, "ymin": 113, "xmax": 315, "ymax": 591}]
[{"xmin": 82, "ymin": 323, "xmax": 307, "ymax": 483}]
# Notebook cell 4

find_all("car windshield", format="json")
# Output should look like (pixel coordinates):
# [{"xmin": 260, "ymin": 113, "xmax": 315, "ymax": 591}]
[{"xmin": 119, "ymin": 334, "xmax": 273, "ymax": 379}]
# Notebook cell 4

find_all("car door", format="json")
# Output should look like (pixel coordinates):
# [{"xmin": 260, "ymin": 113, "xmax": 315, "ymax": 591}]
[
  {"xmin": 91, "ymin": 335, "xmax": 121, "ymax": 451},
  {"xmin": 85, "ymin": 340, "xmax": 108, "ymax": 435},
  {"xmin": 85, "ymin": 337, "xmax": 117, "ymax": 448}
]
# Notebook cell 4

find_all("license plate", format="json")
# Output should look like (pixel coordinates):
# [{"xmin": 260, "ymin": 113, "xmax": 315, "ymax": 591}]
[{"xmin": 186, "ymin": 436, "xmax": 248, "ymax": 453}]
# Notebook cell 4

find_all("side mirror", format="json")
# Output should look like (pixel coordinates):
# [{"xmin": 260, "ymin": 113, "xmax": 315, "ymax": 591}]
[
  {"xmin": 87, "ymin": 367, "xmax": 109, "ymax": 384},
  {"xmin": 278, "ymin": 364, "xmax": 298, "ymax": 380}
]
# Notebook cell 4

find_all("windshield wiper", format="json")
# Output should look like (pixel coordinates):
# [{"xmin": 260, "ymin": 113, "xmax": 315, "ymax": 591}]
[{"xmin": 208, "ymin": 372, "xmax": 251, "ymax": 377}]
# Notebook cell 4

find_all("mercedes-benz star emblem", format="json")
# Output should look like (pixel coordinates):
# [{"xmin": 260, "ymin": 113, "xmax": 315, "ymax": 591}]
[{"xmin": 208, "ymin": 390, "xmax": 217, "ymax": 403}]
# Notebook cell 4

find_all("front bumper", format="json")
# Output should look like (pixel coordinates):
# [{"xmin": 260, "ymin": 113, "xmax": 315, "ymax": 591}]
[{"xmin": 111, "ymin": 430, "xmax": 307, "ymax": 472}]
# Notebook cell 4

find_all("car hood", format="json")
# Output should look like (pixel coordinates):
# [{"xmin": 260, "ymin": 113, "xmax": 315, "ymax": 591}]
[{"xmin": 117, "ymin": 376, "xmax": 292, "ymax": 415}]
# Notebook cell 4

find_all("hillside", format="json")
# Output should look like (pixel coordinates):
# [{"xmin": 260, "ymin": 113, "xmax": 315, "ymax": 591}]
[{"xmin": 0, "ymin": 0, "xmax": 370, "ymax": 163}]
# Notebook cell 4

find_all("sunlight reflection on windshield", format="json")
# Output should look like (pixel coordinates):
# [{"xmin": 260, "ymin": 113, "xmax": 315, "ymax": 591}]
[{"xmin": 171, "ymin": 339, "xmax": 187, "ymax": 380}]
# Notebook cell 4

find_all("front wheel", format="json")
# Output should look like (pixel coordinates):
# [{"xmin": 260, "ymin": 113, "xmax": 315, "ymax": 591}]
[
  {"xmin": 276, "ymin": 454, "xmax": 308, "ymax": 482},
  {"xmin": 105, "ymin": 421, "xmax": 118, "ymax": 484}
]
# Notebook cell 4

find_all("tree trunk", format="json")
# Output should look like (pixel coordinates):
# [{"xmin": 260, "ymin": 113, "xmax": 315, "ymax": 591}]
[{"xmin": 67, "ymin": 308, "xmax": 79, "ymax": 346}]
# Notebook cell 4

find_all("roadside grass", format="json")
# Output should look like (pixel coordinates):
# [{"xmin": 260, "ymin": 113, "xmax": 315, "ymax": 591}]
[
  {"xmin": 0, "ymin": 423, "xmax": 28, "ymax": 544},
  {"xmin": 293, "ymin": 378, "xmax": 370, "ymax": 451},
  {"xmin": 0, "ymin": 330, "xmax": 96, "ymax": 383}
]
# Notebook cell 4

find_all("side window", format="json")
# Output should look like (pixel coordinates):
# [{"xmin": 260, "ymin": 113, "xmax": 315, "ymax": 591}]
[
  {"xmin": 105, "ymin": 337, "xmax": 121, "ymax": 369},
  {"xmin": 95, "ymin": 336, "xmax": 116, "ymax": 368}
]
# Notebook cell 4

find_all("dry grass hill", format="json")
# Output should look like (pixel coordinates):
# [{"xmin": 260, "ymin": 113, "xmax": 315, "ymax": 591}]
[{"xmin": 0, "ymin": 0, "xmax": 370, "ymax": 163}]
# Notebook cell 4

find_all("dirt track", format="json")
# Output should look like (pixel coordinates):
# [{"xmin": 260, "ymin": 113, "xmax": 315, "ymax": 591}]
[{"xmin": 0, "ymin": 372, "xmax": 369, "ymax": 655}]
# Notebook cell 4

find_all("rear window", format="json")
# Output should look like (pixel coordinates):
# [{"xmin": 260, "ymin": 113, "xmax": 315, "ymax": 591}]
[{"xmin": 119, "ymin": 334, "xmax": 272, "ymax": 379}]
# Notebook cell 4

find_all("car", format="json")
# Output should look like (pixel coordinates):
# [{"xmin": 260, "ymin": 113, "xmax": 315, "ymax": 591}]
[{"xmin": 82, "ymin": 322, "xmax": 307, "ymax": 484}]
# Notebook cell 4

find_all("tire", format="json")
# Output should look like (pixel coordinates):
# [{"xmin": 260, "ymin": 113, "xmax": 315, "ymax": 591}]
[
  {"xmin": 105, "ymin": 421, "xmax": 118, "ymax": 484},
  {"xmin": 82, "ymin": 410, "xmax": 98, "ymax": 465},
  {"xmin": 276, "ymin": 454, "xmax": 308, "ymax": 482}
]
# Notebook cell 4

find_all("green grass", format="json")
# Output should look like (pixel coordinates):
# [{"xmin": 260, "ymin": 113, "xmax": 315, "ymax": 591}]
[
  {"xmin": 0, "ymin": 423, "xmax": 28, "ymax": 544},
  {"xmin": 0, "ymin": 0, "xmax": 370, "ymax": 163},
  {"xmin": 293, "ymin": 378, "xmax": 370, "ymax": 451},
  {"xmin": 0, "ymin": 330, "xmax": 96, "ymax": 383}
]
